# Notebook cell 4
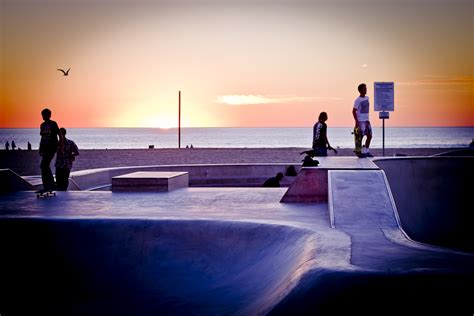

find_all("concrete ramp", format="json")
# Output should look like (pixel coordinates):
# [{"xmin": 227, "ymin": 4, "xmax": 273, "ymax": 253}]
[
  {"xmin": 375, "ymin": 157, "xmax": 473, "ymax": 252},
  {"xmin": 328, "ymin": 170, "xmax": 398, "ymax": 229},
  {"xmin": 0, "ymin": 218, "xmax": 317, "ymax": 316},
  {"xmin": 0, "ymin": 168, "xmax": 34, "ymax": 192}
]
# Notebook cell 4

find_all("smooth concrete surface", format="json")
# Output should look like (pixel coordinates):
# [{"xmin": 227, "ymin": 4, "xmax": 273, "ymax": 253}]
[
  {"xmin": 272, "ymin": 168, "xmax": 474, "ymax": 315},
  {"xmin": 112, "ymin": 171, "xmax": 189, "ymax": 192},
  {"xmin": 280, "ymin": 157, "xmax": 379, "ymax": 203},
  {"xmin": 0, "ymin": 189, "xmax": 348, "ymax": 316},
  {"xmin": 329, "ymin": 170, "xmax": 398, "ymax": 229},
  {"xmin": 316, "ymin": 156, "xmax": 379, "ymax": 169},
  {"xmin": 1, "ymin": 187, "xmax": 473, "ymax": 315},
  {"xmin": 375, "ymin": 157, "xmax": 474, "ymax": 252},
  {"xmin": 0, "ymin": 218, "xmax": 316, "ymax": 316}
]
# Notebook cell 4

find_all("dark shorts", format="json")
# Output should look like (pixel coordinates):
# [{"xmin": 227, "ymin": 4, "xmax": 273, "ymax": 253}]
[{"xmin": 315, "ymin": 147, "xmax": 327, "ymax": 157}]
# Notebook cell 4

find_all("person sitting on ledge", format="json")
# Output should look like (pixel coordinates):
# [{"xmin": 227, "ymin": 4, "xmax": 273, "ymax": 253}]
[
  {"xmin": 286, "ymin": 165, "xmax": 297, "ymax": 176},
  {"xmin": 263, "ymin": 172, "xmax": 284, "ymax": 187}
]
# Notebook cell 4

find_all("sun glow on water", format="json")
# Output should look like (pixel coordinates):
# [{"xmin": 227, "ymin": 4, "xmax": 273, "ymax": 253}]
[{"xmin": 141, "ymin": 116, "xmax": 176, "ymax": 129}]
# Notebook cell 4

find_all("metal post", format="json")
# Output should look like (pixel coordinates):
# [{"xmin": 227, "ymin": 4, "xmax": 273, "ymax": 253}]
[
  {"xmin": 178, "ymin": 90, "xmax": 181, "ymax": 149},
  {"xmin": 379, "ymin": 111, "xmax": 389, "ymax": 156},
  {"xmin": 382, "ymin": 118, "xmax": 385, "ymax": 157}
]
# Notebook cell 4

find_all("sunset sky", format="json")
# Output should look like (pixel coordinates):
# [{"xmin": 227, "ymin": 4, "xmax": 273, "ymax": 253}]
[{"xmin": 1, "ymin": 0, "xmax": 473, "ymax": 128}]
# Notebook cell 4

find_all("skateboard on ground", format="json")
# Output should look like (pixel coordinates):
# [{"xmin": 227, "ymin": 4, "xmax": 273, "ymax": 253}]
[
  {"xmin": 352, "ymin": 127, "xmax": 365, "ymax": 158},
  {"xmin": 36, "ymin": 189, "xmax": 56, "ymax": 198}
]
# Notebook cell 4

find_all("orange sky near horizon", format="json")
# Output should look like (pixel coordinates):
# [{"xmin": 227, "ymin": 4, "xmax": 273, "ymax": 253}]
[{"xmin": 1, "ymin": 0, "xmax": 473, "ymax": 128}]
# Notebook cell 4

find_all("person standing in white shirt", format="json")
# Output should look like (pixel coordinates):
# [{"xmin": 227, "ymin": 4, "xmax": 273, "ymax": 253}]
[{"xmin": 352, "ymin": 83, "xmax": 374, "ymax": 157}]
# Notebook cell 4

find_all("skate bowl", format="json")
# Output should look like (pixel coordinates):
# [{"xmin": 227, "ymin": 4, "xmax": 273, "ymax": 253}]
[
  {"xmin": 374, "ymin": 157, "xmax": 473, "ymax": 252},
  {"xmin": 0, "ymin": 218, "xmax": 317, "ymax": 316}
]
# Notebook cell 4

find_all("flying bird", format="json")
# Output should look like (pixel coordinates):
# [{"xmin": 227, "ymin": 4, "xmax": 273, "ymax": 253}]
[{"xmin": 57, "ymin": 68, "xmax": 70, "ymax": 76}]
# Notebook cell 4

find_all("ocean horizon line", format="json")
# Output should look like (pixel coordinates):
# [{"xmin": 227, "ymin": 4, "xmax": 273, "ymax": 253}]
[
  {"xmin": 1, "ymin": 126, "xmax": 472, "ymax": 150},
  {"xmin": 1, "ymin": 126, "xmax": 473, "ymax": 130}
]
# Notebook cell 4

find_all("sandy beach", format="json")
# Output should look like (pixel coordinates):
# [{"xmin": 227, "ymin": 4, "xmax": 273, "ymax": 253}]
[{"xmin": 0, "ymin": 147, "xmax": 463, "ymax": 176}]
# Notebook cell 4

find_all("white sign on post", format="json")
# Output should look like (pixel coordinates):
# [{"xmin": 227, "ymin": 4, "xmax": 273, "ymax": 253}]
[{"xmin": 374, "ymin": 82, "xmax": 394, "ymax": 112}]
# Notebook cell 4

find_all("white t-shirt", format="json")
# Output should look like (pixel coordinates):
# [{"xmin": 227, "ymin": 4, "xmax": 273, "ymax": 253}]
[{"xmin": 354, "ymin": 96, "xmax": 370, "ymax": 122}]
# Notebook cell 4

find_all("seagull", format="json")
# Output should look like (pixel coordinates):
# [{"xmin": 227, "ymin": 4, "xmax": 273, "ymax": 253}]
[{"xmin": 57, "ymin": 68, "xmax": 70, "ymax": 76}]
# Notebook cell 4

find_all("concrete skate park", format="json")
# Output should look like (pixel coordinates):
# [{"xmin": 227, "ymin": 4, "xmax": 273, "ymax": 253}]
[{"xmin": 0, "ymin": 156, "xmax": 473, "ymax": 315}]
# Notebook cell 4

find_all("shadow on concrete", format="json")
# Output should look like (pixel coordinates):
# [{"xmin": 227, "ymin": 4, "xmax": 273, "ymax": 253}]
[
  {"xmin": 0, "ymin": 218, "xmax": 316, "ymax": 316},
  {"xmin": 375, "ymin": 157, "xmax": 473, "ymax": 253},
  {"xmin": 269, "ymin": 267, "xmax": 474, "ymax": 315}
]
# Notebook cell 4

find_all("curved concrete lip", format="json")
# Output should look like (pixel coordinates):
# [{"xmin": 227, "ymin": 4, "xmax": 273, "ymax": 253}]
[
  {"xmin": 2, "ymin": 158, "xmax": 474, "ymax": 314},
  {"xmin": 0, "ymin": 217, "xmax": 323, "ymax": 315},
  {"xmin": 0, "ymin": 188, "xmax": 353, "ymax": 315}
]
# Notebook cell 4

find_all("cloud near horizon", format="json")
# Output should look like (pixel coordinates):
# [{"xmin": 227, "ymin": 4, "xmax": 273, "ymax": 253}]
[
  {"xmin": 397, "ymin": 76, "xmax": 474, "ymax": 86},
  {"xmin": 216, "ymin": 95, "xmax": 343, "ymax": 106}
]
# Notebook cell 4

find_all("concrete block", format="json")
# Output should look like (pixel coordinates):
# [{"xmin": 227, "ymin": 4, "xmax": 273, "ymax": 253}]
[
  {"xmin": 112, "ymin": 171, "xmax": 188, "ymax": 192},
  {"xmin": 281, "ymin": 157, "xmax": 380, "ymax": 203},
  {"xmin": 280, "ymin": 168, "xmax": 328, "ymax": 203}
]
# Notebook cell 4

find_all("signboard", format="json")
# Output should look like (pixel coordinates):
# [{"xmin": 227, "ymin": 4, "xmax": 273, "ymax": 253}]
[
  {"xmin": 374, "ymin": 82, "xmax": 394, "ymax": 112},
  {"xmin": 379, "ymin": 111, "xmax": 390, "ymax": 119}
]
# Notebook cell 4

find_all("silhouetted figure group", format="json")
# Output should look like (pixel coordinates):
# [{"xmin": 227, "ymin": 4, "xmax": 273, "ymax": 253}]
[
  {"xmin": 39, "ymin": 108, "xmax": 79, "ymax": 191},
  {"xmin": 4, "ymin": 140, "xmax": 32, "ymax": 151},
  {"xmin": 300, "ymin": 83, "xmax": 374, "ymax": 162},
  {"xmin": 5, "ymin": 141, "xmax": 16, "ymax": 150}
]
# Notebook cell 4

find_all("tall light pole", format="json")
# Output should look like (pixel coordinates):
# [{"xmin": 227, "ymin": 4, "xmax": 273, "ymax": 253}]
[{"xmin": 178, "ymin": 90, "xmax": 181, "ymax": 148}]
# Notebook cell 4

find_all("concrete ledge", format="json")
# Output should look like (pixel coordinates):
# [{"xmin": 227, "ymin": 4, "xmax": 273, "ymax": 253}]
[
  {"xmin": 70, "ymin": 163, "xmax": 300, "ymax": 191},
  {"xmin": 281, "ymin": 157, "xmax": 380, "ymax": 203},
  {"xmin": 112, "ymin": 171, "xmax": 189, "ymax": 192},
  {"xmin": 0, "ymin": 169, "xmax": 34, "ymax": 192},
  {"xmin": 281, "ymin": 168, "xmax": 328, "ymax": 203}
]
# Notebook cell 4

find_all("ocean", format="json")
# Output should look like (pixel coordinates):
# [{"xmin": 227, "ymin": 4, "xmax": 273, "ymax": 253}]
[{"xmin": 0, "ymin": 127, "xmax": 473, "ymax": 150}]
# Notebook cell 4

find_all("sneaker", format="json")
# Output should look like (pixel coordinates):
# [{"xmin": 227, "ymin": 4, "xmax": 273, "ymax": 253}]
[
  {"xmin": 356, "ymin": 153, "xmax": 367, "ymax": 158},
  {"xmin": 365, "ymin": 152, "xmax": 374, "ymax": 157}
]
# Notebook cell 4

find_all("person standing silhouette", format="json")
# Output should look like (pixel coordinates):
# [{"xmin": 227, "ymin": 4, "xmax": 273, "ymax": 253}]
[
  {"xmin": 5, "ymin": 141, "xmax": 9, "ymax": 150},
  {"xmin": 39, "ymin": 108, "xmax": 60, "ymax": 191},
  {"xmin": 352, "ymin": 83, "xmax": 373, "ymax": 157},
  {"xmin": 11, "ymin": 141, "xmax": 16, "ymax": 150},
  {"xmin": 55, "ymin": 128, "xmax": 79, "ymax": 191},
  {"xmin": 27, "ymin": 141, "xmax": 32, "ymax": 151}
]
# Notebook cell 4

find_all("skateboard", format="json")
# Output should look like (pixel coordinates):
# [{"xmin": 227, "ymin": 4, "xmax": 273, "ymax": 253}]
[
  {"xmin": 352, "ymin": 126, "xmax": 365, "ymax": 158},
  {"xmin": 36, "ymin": 189, "xmax": 56, "ymax": 198}
]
